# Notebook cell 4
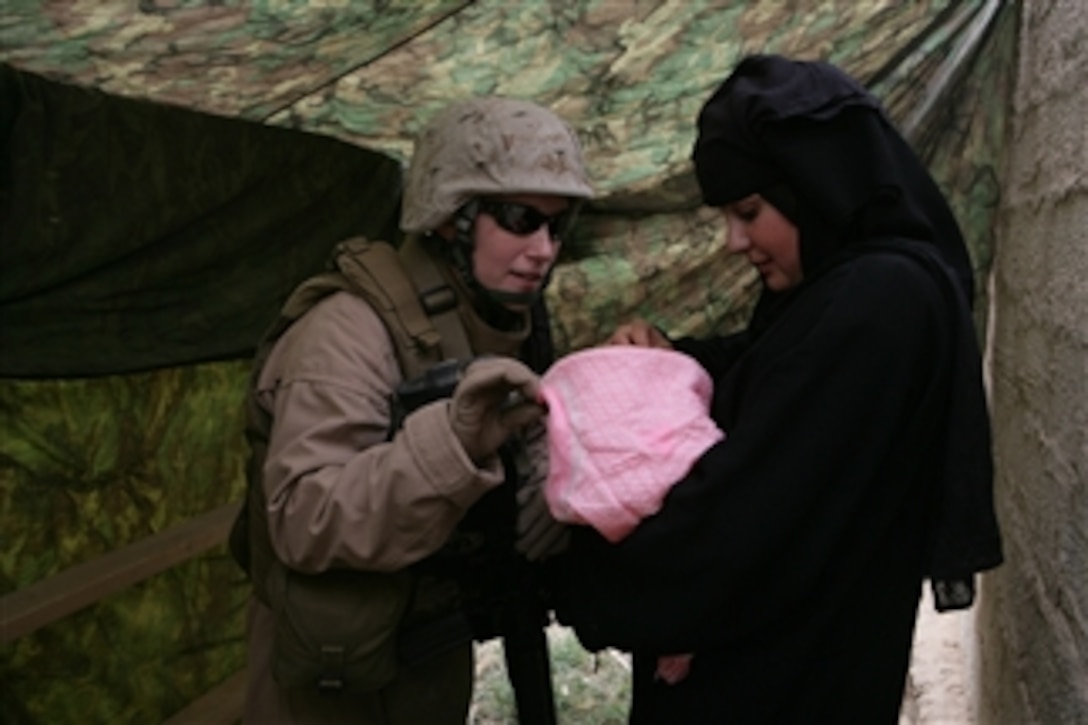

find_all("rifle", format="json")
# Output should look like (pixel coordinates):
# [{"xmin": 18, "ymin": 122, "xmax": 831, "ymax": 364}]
[{"xmin": 390, "ymin": 359, "xmax": 558, "ymax": 725}]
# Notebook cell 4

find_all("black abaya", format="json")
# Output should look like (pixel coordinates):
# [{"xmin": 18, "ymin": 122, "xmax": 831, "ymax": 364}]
[{"xmin": 556, "ymin": 250, "xmax": 974, "ymax": 723}]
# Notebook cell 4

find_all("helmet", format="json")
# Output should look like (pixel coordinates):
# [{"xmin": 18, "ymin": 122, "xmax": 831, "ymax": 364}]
[{"xmin": 400, "ymin": 96, "xmax": 594, "ymax": 233}]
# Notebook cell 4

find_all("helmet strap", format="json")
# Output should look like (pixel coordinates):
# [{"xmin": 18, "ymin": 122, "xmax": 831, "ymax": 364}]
[{"xmin": 451, "ymin": 200, "xmax": 478, "ymax": 287}]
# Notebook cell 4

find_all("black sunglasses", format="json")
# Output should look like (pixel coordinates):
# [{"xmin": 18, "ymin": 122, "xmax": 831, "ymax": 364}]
[{"xmin": 476, "ymin": 199, "xmax": 576, "ymax": 241}]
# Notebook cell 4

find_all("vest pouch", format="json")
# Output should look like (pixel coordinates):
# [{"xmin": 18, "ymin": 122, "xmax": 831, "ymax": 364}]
[{"xmin": 269, "ymin": 562, "xmax": 412, "ymax": 694}]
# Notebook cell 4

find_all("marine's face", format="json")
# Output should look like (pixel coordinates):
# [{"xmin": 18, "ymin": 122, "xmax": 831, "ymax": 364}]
[
  {"xmin": 721, "ymin": 193, "xmax": 803, "ymax": 291},
  {"xmin": 471, "ymin": 194, "xmax": 570, "ymax": 309}
]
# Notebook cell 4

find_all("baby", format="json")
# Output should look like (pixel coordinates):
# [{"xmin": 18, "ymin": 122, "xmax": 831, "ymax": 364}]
[{"xmin": 540, "ymin": 345, "xmax": 724, "ymax": 684}]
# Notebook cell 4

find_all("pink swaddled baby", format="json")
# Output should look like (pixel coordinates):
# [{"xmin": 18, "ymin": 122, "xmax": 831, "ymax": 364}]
[{"xmin": 540, "ymin": 345, "xmax": 725, "ymax": 684}]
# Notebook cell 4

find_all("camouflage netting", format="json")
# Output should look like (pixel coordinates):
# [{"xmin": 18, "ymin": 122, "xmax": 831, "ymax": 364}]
[{"xmin": 0, "ymin": 1, "xmax": 1017, "ymax": 721}]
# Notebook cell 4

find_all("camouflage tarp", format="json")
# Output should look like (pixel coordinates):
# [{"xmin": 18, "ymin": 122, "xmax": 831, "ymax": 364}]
[{"xmin": 0, "ymin": 1, "xmax": 1017, "ymax": 721}]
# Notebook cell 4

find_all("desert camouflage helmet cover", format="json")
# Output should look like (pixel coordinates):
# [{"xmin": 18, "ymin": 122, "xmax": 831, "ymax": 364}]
[{"xmin": 400, "ymin": 96, "xmax": 594, "ymax": 233}]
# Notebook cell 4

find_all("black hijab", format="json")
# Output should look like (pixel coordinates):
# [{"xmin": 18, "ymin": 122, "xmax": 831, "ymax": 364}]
[
  {"xmin": 691, "ymin": 54, "xmax": 1002, "ymax": 609},
  {"xmin": 694, "ymin": 54, "xmax": 976, "ymax": 296}
]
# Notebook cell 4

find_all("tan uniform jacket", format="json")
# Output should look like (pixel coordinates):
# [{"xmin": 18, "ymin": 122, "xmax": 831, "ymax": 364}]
[{"xmin": 245, "ymin": 288, "xmax": 527, "ymax": 723}]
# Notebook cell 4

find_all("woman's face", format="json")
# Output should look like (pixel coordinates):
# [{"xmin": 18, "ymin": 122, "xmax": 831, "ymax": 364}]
[
  {"xmin": 471, "ymin": 193, "xmax": 569, "ymax": 309},
  {"xmin": 721, "ymin": 194, "xmax": 803, "ymax": 291}
]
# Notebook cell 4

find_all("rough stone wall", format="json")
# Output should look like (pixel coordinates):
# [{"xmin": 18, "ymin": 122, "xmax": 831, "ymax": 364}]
[{"xmin": 977, "ymin": 1, "xmax": 1088, "ymax": 723}]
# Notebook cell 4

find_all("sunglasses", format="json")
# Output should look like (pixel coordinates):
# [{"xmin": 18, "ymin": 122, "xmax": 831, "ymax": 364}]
[{"xmin": 476, "ymin": 199, "xmax": 576, "ymax": 241}]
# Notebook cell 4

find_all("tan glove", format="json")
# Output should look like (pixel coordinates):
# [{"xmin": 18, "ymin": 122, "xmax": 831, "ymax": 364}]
[
  {"xmin": 449, "ymin": 357, "xmax": 544, "ymax": 463},
  {"xmin": 515, "ymin": 422, "xmax": 570, "ymax": 561}
]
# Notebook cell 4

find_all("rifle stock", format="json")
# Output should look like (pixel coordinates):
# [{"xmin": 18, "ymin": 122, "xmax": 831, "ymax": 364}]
[{"xmin": 392, "ymin": 361, "xmax": 559, "ymax": 723}]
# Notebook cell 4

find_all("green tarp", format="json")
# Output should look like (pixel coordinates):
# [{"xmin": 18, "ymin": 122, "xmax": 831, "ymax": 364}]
[{"xmin": 1, "ymin": 64, "xmax": 402, "ymax": 377}]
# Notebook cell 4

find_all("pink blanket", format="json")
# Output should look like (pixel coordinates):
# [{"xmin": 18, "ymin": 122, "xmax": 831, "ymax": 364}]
[
  {"xmin": 541, "ymin": 346, "xmax": 724, "ymax": 542},
  {"xmin": 540, "ymin": 346, "xmax": 724, "ymax": 686}
]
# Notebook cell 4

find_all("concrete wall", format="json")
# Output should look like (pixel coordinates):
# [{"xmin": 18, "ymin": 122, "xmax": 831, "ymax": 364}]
[{"xmin": 977, "ymin": 1, "xmax": 1088, "ymax": 723}]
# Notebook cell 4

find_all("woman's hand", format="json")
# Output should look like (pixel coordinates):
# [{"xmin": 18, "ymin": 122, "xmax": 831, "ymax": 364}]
[{"xmin": 606, "ymin": 319, "xmax": 673, "ymax": 349}]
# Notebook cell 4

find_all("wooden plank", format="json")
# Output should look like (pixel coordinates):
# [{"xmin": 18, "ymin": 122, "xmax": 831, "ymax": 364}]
[
  {"xmin": 163, "ymin": 669, "xmax": 247, "ymax": 725},
  {"xmin": 0, "ymin": 502, "xmax": 240, "ymax": 644}
]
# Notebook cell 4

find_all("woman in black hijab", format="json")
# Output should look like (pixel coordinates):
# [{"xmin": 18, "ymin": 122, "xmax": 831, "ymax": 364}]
[{"xmin": 554, "ymin": 54, "xmax": 1002, "ymax": 723}]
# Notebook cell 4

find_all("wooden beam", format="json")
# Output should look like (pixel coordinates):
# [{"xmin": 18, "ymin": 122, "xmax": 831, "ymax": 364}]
[
  {"xmin": 162, "ymin": 669, "xmax": 247, "ymax": 725},
  {"xmin": 0, "ymin": 502, "xmax": 240, "ymax": 644}
]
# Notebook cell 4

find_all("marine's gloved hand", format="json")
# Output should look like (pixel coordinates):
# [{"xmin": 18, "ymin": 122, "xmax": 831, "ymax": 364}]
[
  {"xmin": 515, "ymin": 423, "xmax": 570, "ymax": 561},
  {"xmin": 449, "ymin": 357, "xmax": 544, "ymax": 463}
]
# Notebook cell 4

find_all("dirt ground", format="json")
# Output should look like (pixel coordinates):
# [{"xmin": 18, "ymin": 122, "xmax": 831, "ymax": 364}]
[
  {"xmin": 474, "ymin": 586, "xmax": 978, "ymax": 723},
  {"xmin": 900, "ymin": 587, "xmax": 977, "ymax": 723}
]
